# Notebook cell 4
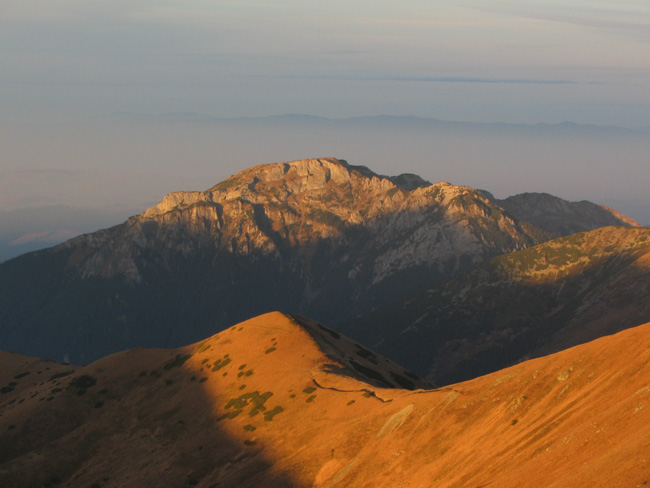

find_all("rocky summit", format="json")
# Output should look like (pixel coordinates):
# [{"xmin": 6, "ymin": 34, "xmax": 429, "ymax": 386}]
[{"xmin": 0, "ymin": 158, "xmax": 544, "ymax": 364}]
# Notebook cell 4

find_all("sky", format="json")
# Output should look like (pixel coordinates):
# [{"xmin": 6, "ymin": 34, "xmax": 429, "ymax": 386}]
[
  {"xmin": 1, "ymin": 0, "xmax": 649, "ymax": 259},
  {"xmin": 2, "ymin": 0, "xmax": 649, "ymax": 125}
]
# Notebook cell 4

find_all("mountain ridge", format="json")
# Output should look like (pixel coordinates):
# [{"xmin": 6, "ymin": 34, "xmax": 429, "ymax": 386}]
[{"xmin": 2, "ymin": 311, "xmax": 650, "ymax": 487}]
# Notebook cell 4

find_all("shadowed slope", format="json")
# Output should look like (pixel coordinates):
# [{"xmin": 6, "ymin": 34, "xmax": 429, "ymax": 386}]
[
  {"xmin": 346, "ymin": 226, "xmax": 650, "ymax": 385},
  {"xmin": 0, "ymin": 335, "xmax": 300, "ymax": 487},
  {"xmin": 497, "ymin": 192, "xmax": 640, "ymax": 235},
  {"xmin": 3, "ymin": 312, "xmax": 650, "ymax": 486}
]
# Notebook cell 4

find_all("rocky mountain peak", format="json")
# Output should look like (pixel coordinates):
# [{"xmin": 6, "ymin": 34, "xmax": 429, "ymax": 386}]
[
  {"xmin": 70, "ymin": 158, "xmax": 552, "ymax": 289},
  {"xmin": 61, "ymin": 158, "xmax": 640, "ymax": 295},
  {"xmin": 211, "ymin": 157, "xmax": 363, "ymax": 193},
  {"xmin": 144, "ymin": 158, "xmax": 385, "ymax": 218},
  {"xmin": 143, "ymin": 158, "xmax": 434, "ymax": 220},
  {"xmin": 1, "ymin": 156, "xmax": 642, "ymax": 366}
]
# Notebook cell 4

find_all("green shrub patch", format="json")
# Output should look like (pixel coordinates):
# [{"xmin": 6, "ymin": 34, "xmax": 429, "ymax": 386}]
[{"xmin": 211, "ymin": 356, "xmax": 231, "ymax": 372}]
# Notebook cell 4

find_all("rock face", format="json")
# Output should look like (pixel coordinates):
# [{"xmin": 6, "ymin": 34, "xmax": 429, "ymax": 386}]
[
  {"xmin": 64, "ymin": 158, "xmax": 541, "ymax": 285},
  {"xmin": 2, "ymin": 311, "xmax": 650, "ymax": 487},
  {"xmin": 0, "ymin": 158, "xmax": 550, "ymax": 364},
  {"xmin": 347, "ymin": 226, "xmax": 650, "ymax": 385},
  {"xmin": 497, "ymin": 192, "xmax": 639, "ymax": 235}
]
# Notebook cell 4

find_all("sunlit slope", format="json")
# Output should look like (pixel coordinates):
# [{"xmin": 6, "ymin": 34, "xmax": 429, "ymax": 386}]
[
  {"xmin": 0, "ymin": 312, "xmax": 429, "ymax": 487},
  {"xmin": 3, "ymin": 312, "xmax": 650, "ymax": 487},
  {"xmin": 347, "ymin": 226, "xmax": 650, "ymax": 385}
]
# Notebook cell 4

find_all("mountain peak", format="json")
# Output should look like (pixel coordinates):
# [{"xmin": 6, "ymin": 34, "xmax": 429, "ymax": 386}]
[
  {"xmin": 207, "ymin": 156, "xmax": 431, "ymax": 193},
  {"xmin": 207, "ymin": 157, "xmax": 363, "ymax": 193},
  {"xmin": 4, "ymin": 157, "xmax": 639, "ymax": 365},
  {"xmin": 498, "ymin": 192, "xmax": 640, "ymax": 235}
]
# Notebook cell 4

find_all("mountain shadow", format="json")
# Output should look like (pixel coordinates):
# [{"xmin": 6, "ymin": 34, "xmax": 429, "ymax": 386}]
[{"xmin": 0, "ymin": 348, "xmax": 299, "ymax": 487}]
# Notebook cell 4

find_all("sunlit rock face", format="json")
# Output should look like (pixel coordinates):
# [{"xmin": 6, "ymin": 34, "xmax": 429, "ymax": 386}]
[
  {"xmin": 63, "ymin": 158, "xmax": 545, "ymax": 284},
  {"xmin": 0, "ymin": 158, "xmax": 636, "ymax": 364}
]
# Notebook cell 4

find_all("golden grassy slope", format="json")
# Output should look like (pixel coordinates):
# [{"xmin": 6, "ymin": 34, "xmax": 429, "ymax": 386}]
[{"xmin": 2, "ymin": 311, "xmax": 650, "ymax": 487}]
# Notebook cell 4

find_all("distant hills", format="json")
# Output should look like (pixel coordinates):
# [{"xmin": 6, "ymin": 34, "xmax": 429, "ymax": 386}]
[
  {"xmin": 0, "ymin": 158, "xmax": 639, "ymax": 366},
  {"xmin": 109, "ymin": 112, "xmax": 649, "ymax": 136},
  {"xmin": 2, "ymin": 311, "xmax": 650, "ymax": 487}
]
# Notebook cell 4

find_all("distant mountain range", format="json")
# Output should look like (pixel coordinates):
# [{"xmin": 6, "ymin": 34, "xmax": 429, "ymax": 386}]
[
  {"xmin": 109, "ymin": 112, "xmax": 650, "ymax": 135},
  {"xmin": 2, "ymin": 311, "xmax": 650, "ymax": 487},
  {"xmin": 0, "ymin": 158, "xmax": 639, "ymax": 367}
]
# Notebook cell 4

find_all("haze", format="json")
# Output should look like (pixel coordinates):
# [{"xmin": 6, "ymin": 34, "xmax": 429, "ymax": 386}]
[{"xmin": 1, "ymin": 0, "xmax": 649, "ymax": 260}]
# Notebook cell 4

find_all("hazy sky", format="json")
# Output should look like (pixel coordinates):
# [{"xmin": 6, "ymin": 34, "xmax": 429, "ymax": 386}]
[
  {"xmin": 1, "ymin": 0, "xmax": 649, "ymax": 256},
  {"xmin": 2, "ymin": 0, "xmax": 649, "ymax": 126}
]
